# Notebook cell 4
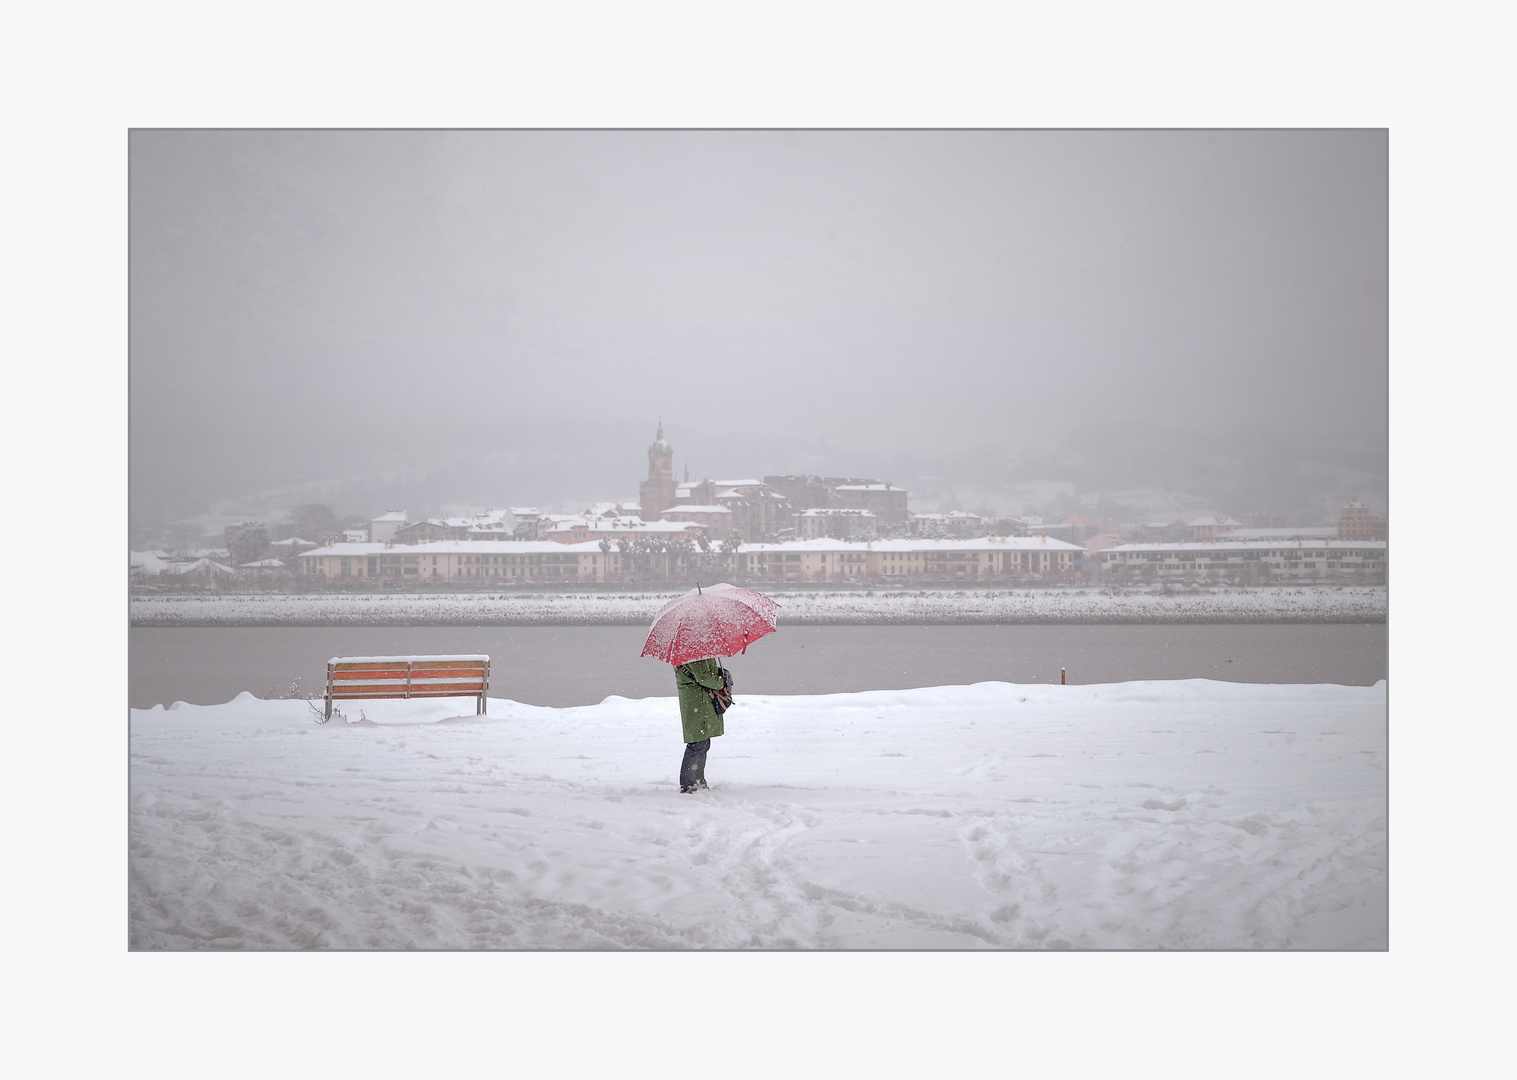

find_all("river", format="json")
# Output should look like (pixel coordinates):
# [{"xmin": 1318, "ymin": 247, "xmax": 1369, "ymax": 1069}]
[{"xmin": 129, "ymin": 623, "xmax": 1387, "ymax": 710}]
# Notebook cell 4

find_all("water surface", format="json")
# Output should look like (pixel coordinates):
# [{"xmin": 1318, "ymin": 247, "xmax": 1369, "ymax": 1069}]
[{"xmin": 130, "ymin": 623, "xmax": 1387, "ymax": 710}]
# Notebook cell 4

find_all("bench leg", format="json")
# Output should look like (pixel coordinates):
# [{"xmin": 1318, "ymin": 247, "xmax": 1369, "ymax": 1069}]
[
  {"xmin": 478, "ymin": 693, "xmax": 486, "ymax": 716},
  {"xmin": 325, "ymin": 695, "xmax": 333, "ymax": 721}
]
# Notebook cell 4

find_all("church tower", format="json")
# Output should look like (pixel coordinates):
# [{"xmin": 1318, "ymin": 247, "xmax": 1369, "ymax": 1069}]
[{"xmin": 639, "ymin": 421, "xmax": 677, "ymax": 519}]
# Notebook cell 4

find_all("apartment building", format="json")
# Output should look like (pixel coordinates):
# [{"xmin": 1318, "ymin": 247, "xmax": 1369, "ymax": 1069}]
[
  {"xmin": 1339, "ymin": 497, "xmax": 1388, "ymax": 541},
  {"xmin": 735, "ymin": 536, "xmax": 1084, "ymax": 583},
  {"xmin": 1097, "ymin": 540, "xmax": 1387, "ymax": 580},
  {"xmin": 797, "ymin": 508, "xmax": 877, "ymax": 539},
  {"xmin": 296, "ymin": 540, "xmax": 625, "ymax": 584}
]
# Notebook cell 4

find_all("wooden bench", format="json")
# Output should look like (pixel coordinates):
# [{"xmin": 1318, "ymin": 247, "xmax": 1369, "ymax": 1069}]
[{"xmin": 325, "ymin": 654, "xmax": 491, "ymax": 720}]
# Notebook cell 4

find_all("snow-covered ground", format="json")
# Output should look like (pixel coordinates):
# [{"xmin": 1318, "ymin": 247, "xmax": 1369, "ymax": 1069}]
[
  {"xmin": 130, "ymin": 679, "xmax": 1386, "ymax": 949},
  {"xmin": 130, "ymin": 585, "xmax": 1387, "ymax": 626}
]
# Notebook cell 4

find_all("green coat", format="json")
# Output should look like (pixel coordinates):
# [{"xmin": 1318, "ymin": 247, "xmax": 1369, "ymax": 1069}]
[{"xmin": 675, "ymin": 657, "xmax": 726, "ymax": 743}]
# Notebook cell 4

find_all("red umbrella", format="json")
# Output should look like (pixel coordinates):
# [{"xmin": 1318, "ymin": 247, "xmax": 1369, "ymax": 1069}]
[{"xmin": 640, "ymin": 582, "xmax": 780, "ymax": 665}]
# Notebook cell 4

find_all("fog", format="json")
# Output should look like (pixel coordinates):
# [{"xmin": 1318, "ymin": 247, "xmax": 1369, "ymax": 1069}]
[{"xmin": 129, "ymin": 130, "xmax": 1386, "ymax": 533}]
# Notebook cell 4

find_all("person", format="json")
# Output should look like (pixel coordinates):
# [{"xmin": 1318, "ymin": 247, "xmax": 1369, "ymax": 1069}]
[{"xmin": 674, "ymin": 655, "xmax": 727, "ymax": 793}]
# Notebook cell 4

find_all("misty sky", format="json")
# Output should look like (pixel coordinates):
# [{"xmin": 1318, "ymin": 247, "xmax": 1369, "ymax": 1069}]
[{"xmin": 129, "ymin": 130, "xmax": 1386, "ymax": 526}]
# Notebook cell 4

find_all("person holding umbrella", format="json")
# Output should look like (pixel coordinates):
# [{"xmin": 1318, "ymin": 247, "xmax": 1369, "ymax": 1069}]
[
  {"xmin": 674, "ymin": 655, "xmax": 728, "ymax": 792},
  {"xmin": 641, "ymin": 582, "xmax": 779, "ymax": 794}
]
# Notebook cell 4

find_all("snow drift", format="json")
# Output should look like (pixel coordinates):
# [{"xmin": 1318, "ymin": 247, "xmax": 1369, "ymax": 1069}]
[{"xmin": 129, "ymin": 679, "xmax": 1386, "ymax": 949}]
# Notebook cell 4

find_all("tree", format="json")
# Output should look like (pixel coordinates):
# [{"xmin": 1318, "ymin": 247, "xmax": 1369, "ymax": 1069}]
[
  {"xmin": 289, "ymin": 503, "xmax": 338, "ymax": 541},
  {"xmin": 626, "ymin": 536, "xmax": 663, "ymax": 585},
  {"xmin": 228, "ymin": 522, "xmax": 272, "ymax": 565},
  {"xmin": 666, "ymin": 536, "xmax": 694, "ymax": 582}
]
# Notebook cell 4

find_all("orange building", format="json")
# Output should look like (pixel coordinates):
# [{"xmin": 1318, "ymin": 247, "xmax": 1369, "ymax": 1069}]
[{"xmin": 1339, "ymin": 497, "xmax": 1387, "ymax": 541}]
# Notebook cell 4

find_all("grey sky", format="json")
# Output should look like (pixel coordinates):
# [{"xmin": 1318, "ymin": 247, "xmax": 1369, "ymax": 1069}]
[{"xmin": 129, "ymin": 130, "xmax": 1386, "ymax": 526}]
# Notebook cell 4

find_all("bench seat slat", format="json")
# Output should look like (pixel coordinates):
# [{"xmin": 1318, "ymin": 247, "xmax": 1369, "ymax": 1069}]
[
  {"xmin": 332, "ymin": 660, "xmax": 487, "ymax": 669},
  {"xmin": 330, "ymin": 662, "xmax": 488, "ymax": 670}
]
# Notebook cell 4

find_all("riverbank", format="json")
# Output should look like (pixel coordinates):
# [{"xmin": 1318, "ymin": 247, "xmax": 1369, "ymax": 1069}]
[
  {"xmin": 130, "ymin": 584, "xmax": 1387, "ymax": 627},
  {"xmin": 129, "ymin": 679, "xmax": 1387, "ymax": 949}
]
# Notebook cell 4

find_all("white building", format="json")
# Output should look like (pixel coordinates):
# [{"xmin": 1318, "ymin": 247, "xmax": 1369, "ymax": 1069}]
[
  {"xmin": 911, "ymin": 511, "xmax": 986, "ymax": 538},
  {"xmin": 797, "ymin": 507, "xmax": 877, "ymax": 539},
  {"xmin": 296, "ymin": 540, "xmax": 626, "ymax": 584},
  {"xmin": 1096, "ymin": 540, "xmax": 1387, "ymax": 580},
  {"xmin": 369, "ymin": 510, "xmax": 409, "ymax": 543},
  {"xmin": 541, "ymin": 517, "xmax": 705, "ymax": 543},
  {"xmin": 1185, "ymin": 516, "xmax": 1245, "ymax": 542},
  {"xmin": 1214, "ymin": 526, "xmax": 1339, "ymax": 543},
  {"xmin": 736, "ymin": 535, "xmax": 1085, "ymax": 583}
]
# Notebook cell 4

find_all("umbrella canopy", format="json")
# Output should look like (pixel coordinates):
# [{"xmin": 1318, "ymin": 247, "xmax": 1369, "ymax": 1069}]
[{"xmin": 640, "ymin": 582, "xmax": 780, "ymax": 666}]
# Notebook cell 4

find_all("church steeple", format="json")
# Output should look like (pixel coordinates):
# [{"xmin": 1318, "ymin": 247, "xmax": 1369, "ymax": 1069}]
[{"xmin": 640, "ymin": 421, "xmax": 677, "ymax": 517}]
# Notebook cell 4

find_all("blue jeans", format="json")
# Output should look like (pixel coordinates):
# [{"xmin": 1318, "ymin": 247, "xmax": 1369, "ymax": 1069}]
[{"xmin": 680, "ymin": 739, "xmax": 710, "ymax": 790}]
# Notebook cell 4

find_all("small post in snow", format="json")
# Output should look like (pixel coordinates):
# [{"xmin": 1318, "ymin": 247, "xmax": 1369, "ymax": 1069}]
[{"xmin": 1061, "ymin": 667, "xmax": 1066, "ymax": 685}]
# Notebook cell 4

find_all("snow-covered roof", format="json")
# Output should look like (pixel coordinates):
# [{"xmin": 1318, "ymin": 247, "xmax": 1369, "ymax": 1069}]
[
  {"xmin": 832, "ymin": 483, "xmax": 894, "ymax": 491},
  {"xmin": 130, "ymin": 551, "xmax": 173, "ymax": 573},
  {"xmin": 161, "ymin": 558, "xmax": 239, "ymax": 575},
  {"xmin": 738, "ymin": 536, "xmax": 1084, "ymax": 553},
  {"xmin": 1107, "ymin": 540, "xmax": 1385, "ymax": 553},
  {"xmin": 240, "ymin": 558, "xmax": 286, "ymax": 568},
  {"xmin": 299, "ymin": 540, "xmax": 631, "ymax": 558},
  {"xmin": 542, "ymin": 518, "xmax": 696, "ymax": 535},
  {"xmin": 711, "ymin": 479, "xmax": 763, "ymax": 488},
  {"xmin": 663, "ymin": 505, "xmax": 732, "ymax": 514},
  {"xmin": 1214, "ymin": 527, "xmax": 1338, "ymax": 541},
  {"xmin": 328, "ymin": 654, "xmax": 491, "ymax": 665},
  {"xmin": 800, "ymin": 507, "xmax": 875, "ymax": 517},
  {"xmin": 372, "ymin": 511, "xmax": 409, "ymax": 522},
  {"xmin": 1186, "ymin": 515, "xmax": 1243, "ymax": 527}
]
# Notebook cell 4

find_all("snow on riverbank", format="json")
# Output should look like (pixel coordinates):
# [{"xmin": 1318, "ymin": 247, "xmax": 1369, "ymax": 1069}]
[
  {"xmin": 130, "ymin": 679, "xmax": 1386, "ymax": 949},
  {"xmin": 130, "ymin": 585, "xmax": 1386, "ymax": 627}
]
